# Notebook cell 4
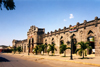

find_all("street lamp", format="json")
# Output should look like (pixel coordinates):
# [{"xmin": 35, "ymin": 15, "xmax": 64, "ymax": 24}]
[{"xmin": 70, "ymin": 36, "xmax": 73, "ymax": 60}]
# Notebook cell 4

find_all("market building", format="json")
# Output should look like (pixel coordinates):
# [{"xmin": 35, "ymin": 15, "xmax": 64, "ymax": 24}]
[{"xmin": 12, "ymin": 16, "xmax": 100, "ymax": 56}]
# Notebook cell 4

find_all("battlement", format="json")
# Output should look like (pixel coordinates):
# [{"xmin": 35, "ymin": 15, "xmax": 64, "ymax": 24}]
[{"xmin": 44, "ymin": 16, "xmax": 100, "ymax": 37}]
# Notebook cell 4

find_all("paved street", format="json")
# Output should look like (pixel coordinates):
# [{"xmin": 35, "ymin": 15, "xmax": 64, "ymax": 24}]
[
  {"xmin": 0, "ymin": 53, "xmax": 51, "ymax": 67},
  {"xmin": 0, "ymin": 53, "xmax": 99, "ymax": 67}
]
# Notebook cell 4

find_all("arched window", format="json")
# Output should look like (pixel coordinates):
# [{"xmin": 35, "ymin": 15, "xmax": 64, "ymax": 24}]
[
  {"xmin": 45, "ymin": 39, "xmax": 47, "ymax": 41},
  {"xmin": 52, "ymin": 42, "xmax": 54, "ymax": 44},
  {"xmin": 52, "ymin": 38, "xmax": 54, "ymax": 41},
  {"xmin": 60, "ymin": 40, "xmax": 64, "ymax": 45},
  {"xmin": 88, "ymin": 30, "xmax": 93, "ymax": 34},
  {"xmin": 60, "ymin": 36, "xmax": 63, "ymax": 39}
]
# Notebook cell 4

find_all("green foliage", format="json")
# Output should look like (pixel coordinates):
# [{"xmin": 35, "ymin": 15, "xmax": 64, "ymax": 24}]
[
  {"xmin": 78, "ymin": 49, "xmax": 82, "ymax": 56},
  {"xmin": 60, "ymin": 44, "xmax": 71, "ymax": 54},
  {"xmin": 11, "ymin": 46, "xmax": 17, "ymax": 54},
  {"xmin": 33, "ymin": 44, "xmax": 47, "ymax": 55},
  {"xmin": 0, "ymin": 0, "xmax": 15, "ymax": 10},
  {"xmin": 60, "ymin": 44, "xmax": 71, "ymax": 56},
  {"xmin": 17, "ymin": 47, "xmax": 22, "ymax": 54},
  {"xmin": 38, "ymin": 45, "xmax": 42, "ymax": 53},
  {"xmin": 39, "ymin": 44, "xmax": 47, "ymax": 55},
  {"xmin": 33, "ymin": 45, "xmax": 39, "ymax": 55},
  {"xmin": 85, "ymin": 50, "xmax": 87, "ymax": 56},
  {"xmin": 47, "ymin": 49, "xmax": 50, "ymax": 55},
  {"xmin": 75, "ymin": 41, "xmax": 92, "ymax": 58},
  {"xmin": 48, "ymin": 44, "xmax": 57, "ymax": 56}
]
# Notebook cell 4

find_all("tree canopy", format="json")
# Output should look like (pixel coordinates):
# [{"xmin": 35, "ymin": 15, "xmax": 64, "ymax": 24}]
[
  {"xmin": 0, "ymin": 0, "xmax": 15, "ymax": 10},
  {"xmin": 75, "ymin": 41, "xmax": 92, "ymax": 58}
]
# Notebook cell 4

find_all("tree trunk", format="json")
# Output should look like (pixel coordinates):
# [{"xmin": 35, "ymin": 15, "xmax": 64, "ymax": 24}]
[
  {"xmin": 52, "ymin": 51, "xmax": 53, "ymax": 56},
  {"xmin": 83, "ymin": 51, "xmax": 84, "ymax": 58},
  {"xmin": 64, "ymin": 50, "xmax": 66, "ymax": 57}
]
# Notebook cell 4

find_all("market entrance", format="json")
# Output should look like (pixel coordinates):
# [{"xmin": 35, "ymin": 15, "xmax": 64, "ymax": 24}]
[{"xmin": 87, "ymin": 36, "xmax": 95, "ymax": 54}]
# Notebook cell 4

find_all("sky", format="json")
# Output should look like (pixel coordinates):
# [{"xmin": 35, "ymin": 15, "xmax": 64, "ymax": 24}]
[{"xmin": 0, "ymin": 0, "xmax": 100, "ymax": 46}]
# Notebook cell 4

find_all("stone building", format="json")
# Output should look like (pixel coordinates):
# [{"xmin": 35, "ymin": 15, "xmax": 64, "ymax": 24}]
[
  {"xmin": 12, "ymin": 39, "xmax": 27, "ymax": 52},
  {"xmin": 12, "ymin": 26, "xmax": 45, "ymax": 53},
  {"xmin": 12, "ymin": 17, "xmax": 100, "ymax": 56}
]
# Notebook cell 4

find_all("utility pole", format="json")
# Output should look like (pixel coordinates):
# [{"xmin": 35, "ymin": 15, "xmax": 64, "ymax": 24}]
[{"xmin": 70, "ymin": 36, "xmax": 73, "ymax": 60}]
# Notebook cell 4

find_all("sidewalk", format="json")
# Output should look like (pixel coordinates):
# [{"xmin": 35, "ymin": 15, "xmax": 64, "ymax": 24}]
[{"xmin": 3, "ymin": 53, "xmax": 100, "ymax": 66}]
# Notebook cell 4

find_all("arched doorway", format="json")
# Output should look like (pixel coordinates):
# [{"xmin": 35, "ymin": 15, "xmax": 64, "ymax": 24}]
[
  {"xmin": 87, "ymin": 36, "xmax": 95, "ymax": 54},
  {"xmin": 72, "ymin": 38, "xmax": 77, "ymax": 54},
  {"xmin": 28, "ymin": 38, "xmax": 34, "ymax": 53},
  {"xmin": 87, "ymin": 30, "xmax": 95, "ymax": 54},
  {"xmin": 60, "ymin": 36, "xmax": 64, "ymax": 45},
  {"xmin": 29, "ymin": 39, "xmax": 31, "ymax": 53},
  {"xmin": 52, "ymin": 38, "xmax": 54, "ymax": 44},
  {"xmin": 44, "ymin": 43, "xmax": 47, "ymax": 53},
  {"xmin": 32, "ymin": 38, "xmax": 34, "ymax": 52},
  {"xmin": 52, "ymin": 42, "xmax": 55, "ymax": 44},
  {"xmin": 60, "ymin": 40, "xmax": 64, "ymax": 45}
]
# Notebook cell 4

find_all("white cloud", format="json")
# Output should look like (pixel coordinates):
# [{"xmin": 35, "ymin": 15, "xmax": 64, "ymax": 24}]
[
  {"xmin": 69, "ymin": 14, "xmax": 74, "ymax": 19},
  {"xmin": 64, "ymin": 19, "xmax": 67, "ymax": 21}
]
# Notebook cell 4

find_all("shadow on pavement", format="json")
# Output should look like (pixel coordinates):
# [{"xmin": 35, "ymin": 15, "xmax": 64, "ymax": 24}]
[
  {"xmin": 78, "ymin": 57, "xmax": 95, "ymax": 59},
  {"xmin": 0, "ymin": 57, "xmax": 10, "ymax": 62}
]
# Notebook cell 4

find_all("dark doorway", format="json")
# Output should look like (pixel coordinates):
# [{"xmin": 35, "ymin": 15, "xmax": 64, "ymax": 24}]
[
  {"xmin": 60, "ymin": 40, "xmax": 64, "ymax": 45},
  {"xmin": 44, "ymin": 43, "xmax": 47, "ymax": 53},
  {"xmin": 87, "ymin": 36, "xmax": 95, "ymax": 54},
  {"xmin": 32, "ymin": 38, "xmax": 34, "ymax": 50},
  {"xmin": 52, "ymin": 42, "xmax": 54, "ymax": 44},
  {"xmin": 29, "ymin": 39, "xmax": 31, "ymax": 53},
  {"xmin": 24, "ymin": 46, "xmax": 26, "ymax": 52},
  {"xmin": 72, "ymin": 38, "xmax": 77, "ymax": 54}
]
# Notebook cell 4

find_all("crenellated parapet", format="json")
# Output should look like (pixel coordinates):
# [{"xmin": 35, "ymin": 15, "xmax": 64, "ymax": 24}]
[
  {"xmin": 12, "ymin": 39, "xmax": 27, "ymax": 48},
  {"xmin": 44, "ymin": 16, "xmax": 100, "ymax": 37}
]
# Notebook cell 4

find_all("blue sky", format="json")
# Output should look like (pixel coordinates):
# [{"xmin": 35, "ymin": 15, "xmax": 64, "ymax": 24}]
[{"xmin": 0, "ymin": 0, "xmax": 100, "ymax": 46}]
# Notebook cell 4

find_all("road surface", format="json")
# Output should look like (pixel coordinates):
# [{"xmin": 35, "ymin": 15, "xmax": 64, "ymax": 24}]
[
  {"xmin": 0, "ymin": 53, "xmax": 52, "ymax": 67},
  {"xmin": 0, "ymin": 53, "xmax": 98, "ymax": 67}
]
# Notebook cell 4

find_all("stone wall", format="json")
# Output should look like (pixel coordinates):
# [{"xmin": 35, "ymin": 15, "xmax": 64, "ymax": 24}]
[
  {"xmin": 12, "ymin": 16, "xmax": 100, "ymax": 56},
  {"xmin": 44, "ymin": 17, "xmax": 100, "ymax": 56}
]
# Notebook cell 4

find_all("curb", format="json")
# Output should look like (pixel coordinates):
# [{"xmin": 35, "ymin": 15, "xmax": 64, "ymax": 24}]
[{"xmin": 39, "ymin": 57, "xmax": 100, "ymax": 66}]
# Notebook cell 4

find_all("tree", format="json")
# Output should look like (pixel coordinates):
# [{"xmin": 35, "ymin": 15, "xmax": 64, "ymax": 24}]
[
  {"xmin": 0, "ymin": 0, "xmax": 15, "ymax": 10},
  {"xmin": 48, "ymin": 44, "xmax": 57, "ymax": 56},
  {"xmin": 37, "ymin": 45, "xmax": 42, "ymax": 54},
  {"xmin": 47, "ymin": 49, "xmax": 50, "ymax": 55},
  {"xmin": 17, "ymin": 47, "xmax": 22, "ymax": 54},
  {"xmin": 60, "ymin": 44, "xmax": 71, "ymax": 57},
  {"xmin": 33, "ymin": 45, "xmax": 39, "ymax": 55},
  {"xmin": 39, "ymin": 44, "xmax": 47, "ymax": 55},
  {"xmin": 12, "ymin": 46, "xmax": 17, "ymax": 54},
  {"xmin": 75, "ymin": 41, "xmax": 92, "ymax": 58},
  {"xmin": 11, "ymin": 48, "xmax": 17, "ymax": 54}
]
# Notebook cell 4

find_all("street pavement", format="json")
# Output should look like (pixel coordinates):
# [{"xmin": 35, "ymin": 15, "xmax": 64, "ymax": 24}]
[
  {"xmin": 0, "ymin": 53, "xmax": 52, "ymax": 67},
  {"xmin": 0, "ymin": 53, "xmax": 100, "ymax": 67}
]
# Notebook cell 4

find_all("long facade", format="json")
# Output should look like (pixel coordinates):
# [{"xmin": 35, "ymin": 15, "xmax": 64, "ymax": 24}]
[{"xmin": 12, "ymin": 17, "xmax": 100, "ymax": 56}]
